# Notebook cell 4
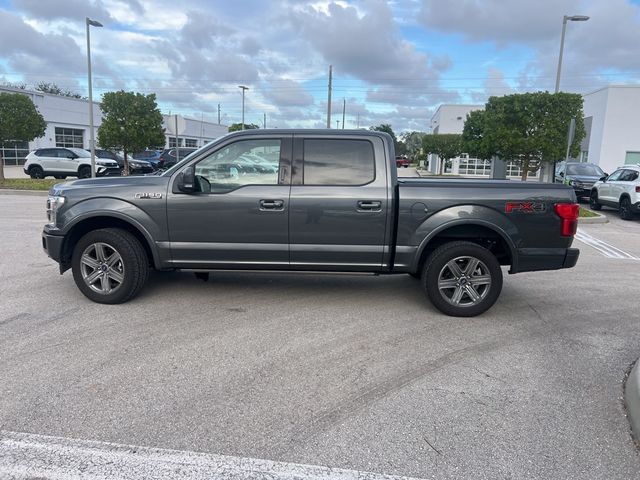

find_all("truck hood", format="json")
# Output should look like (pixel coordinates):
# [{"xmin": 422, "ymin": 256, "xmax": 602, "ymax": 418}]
[{"xmin": 50, "ymin": 174, "xmax": 170, "ymax": 195}]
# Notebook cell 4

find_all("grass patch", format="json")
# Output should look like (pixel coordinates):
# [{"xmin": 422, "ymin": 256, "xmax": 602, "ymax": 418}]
[
  {"xmin": 0, "ymin": 178, "xmax": 59, "ymax": 191},
  {"xmin": 579, "ymin": 206, "xmax": 599, "ymax": 218}
]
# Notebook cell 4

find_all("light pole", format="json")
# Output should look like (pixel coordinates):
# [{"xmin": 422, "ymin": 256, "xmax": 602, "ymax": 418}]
[
  {"xmin": 86, "ymin": 17, "xmax": 102, "ymax": 178},
  {"xmin": 555, "ymin": 15, "xmax": 589, "ymax": 93},
  {"xmin": 238, "ymin": 85, "xmax": 248, "ymax": 130}
]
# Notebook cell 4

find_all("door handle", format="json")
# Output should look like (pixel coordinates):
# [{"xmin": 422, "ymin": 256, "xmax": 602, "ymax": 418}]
[
  {"xmin": 357, "ymin": 200, "xmax": 382, "ymax": 212},
  {"xmin": 259, "ymin": 199, "xmax": 285, "ymax": 211}
]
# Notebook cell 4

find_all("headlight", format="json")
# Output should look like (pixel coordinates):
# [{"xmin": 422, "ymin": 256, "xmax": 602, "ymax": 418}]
[{"xmin": 46, "ymin": 195, "xmax": 65, "ymax": 227}]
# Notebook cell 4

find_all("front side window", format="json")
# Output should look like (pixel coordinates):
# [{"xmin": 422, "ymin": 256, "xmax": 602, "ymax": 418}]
[
  {"xmin": 607, "ymin": 170, "xmax": 623, "ymax": 182},
  {"xmin": 619, "ymin": 170, "xmax": 639, "ymax": 182},
  {"xmin": 194, "ymin": 139, "xmax": 281, "ymax": 193},
  {"xmin": 303, "ymin": 139, "xmax": 375, "ymax": 186}
]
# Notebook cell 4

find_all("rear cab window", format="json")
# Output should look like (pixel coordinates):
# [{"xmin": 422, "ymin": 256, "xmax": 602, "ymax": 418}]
[{"xmin": 302, "ymin": 139, "xmax": 375, "ymax": 186}]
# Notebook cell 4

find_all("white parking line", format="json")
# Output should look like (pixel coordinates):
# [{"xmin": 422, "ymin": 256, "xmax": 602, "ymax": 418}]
[
  {"xmin": 574, "ymin": 229, "xmax": 640, "ymax": 260},
  {"xmin": 0, "ymin": 430, "xmax": 424, "ymax": 480}
]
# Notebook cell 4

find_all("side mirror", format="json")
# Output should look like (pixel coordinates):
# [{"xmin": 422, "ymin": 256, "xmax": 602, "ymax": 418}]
[
  {"xmin": 599, "ymin": 175, "xmax": 607, "ymax": 182},
  {"xmin": 559, "ymin": 172, "xmax": 564, "ymax": 177},
  {"xmin": 177, "ymin": 166, "xmax": 196, "ymax": 193}
]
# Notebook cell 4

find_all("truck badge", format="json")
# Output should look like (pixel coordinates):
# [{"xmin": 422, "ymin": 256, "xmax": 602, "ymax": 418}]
[{"xmin": 134, "ymin": 193, "xmax": 163, "ymax": 199}]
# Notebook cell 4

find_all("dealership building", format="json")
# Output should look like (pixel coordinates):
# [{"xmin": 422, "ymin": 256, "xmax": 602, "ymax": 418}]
[
  {"xmin": 427, "ymin": 85, "xmax": 640, "ymax": 178},
  {"xmin": 0, "ymin": 86, "xmax": 228, "ymax": 166}
]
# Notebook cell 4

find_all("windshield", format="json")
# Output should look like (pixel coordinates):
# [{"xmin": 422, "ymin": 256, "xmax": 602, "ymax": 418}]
[
  {"xmin": 566, "ymin": 164, "xmax": 604, "ymax": 176},
  {"xmin": 69, "ymin": 148, "xmax": 92, "ymax": 158}
]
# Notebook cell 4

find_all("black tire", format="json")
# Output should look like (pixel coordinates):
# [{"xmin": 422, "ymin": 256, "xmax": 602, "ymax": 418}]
[
  {"xmin": 71, "ymin": 228, "xmax": 149, "ymax": 304},
  {"xmin": 589, "ymin": 191, "xmax": 602, "ymax": 211},
  {"xmin": 29, "ymin": 165, "xmax": 44, "ymax": 179},
  {"xmin": 423, "ymin": 241, "xmax": 503, "ymax": 317},
  {"xmin": 78, "ymin": 166, "xmax": 91, "ymax": 179},
  {"xmin": 620, "ymin": 197, "xmax": 635, "ymax": 220}
]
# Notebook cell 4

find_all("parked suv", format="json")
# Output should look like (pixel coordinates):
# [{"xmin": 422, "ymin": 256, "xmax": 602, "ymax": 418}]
[
  {"xmin": 556, "ymin": 162, "xmax": 606, "ymax": 201},
  {"xmin": 590, "ymin": 165, "xmax": 640, "ymax": 220},
  {"xmin": 158, "ymin": 147, "xmax": 197, "ymax": 169},
  {"xmin": 24, "ymin": 147, "xmax": 120, "ymax": 179},
  {"xmin": 87, "ymin": 149, "xmax": 154, "ymax": 175}
]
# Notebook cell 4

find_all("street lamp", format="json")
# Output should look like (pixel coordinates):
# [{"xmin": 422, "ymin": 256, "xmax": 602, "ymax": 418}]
[
  {"xmin": 555, "ymin": 15, "xmax": 589, "ymax": 93},
  {"xmin": 238, "ymin": 85, "xmax": 249, "ymax": 130},
  {"xmin": 86, "ymin": 17, "xmax": 103, "ymax": 178}
]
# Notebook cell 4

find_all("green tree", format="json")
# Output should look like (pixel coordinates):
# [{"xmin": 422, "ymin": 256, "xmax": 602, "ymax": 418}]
[
  {"xmin": 422, "ymin": 134, "xmax": 464, "ymax": 174},
  {"xmin": 228, "ymin": 123, "xmax": 259, "ymax": 132},
  {"xmin": 480, "ymin": 92, "xmax": 585, "ymax": 181},
  {"xmin": 35, "ymin": 82, "xmax": 84, "ymax": 99},
  {"xmin": 400, "ymin": 131, "xmax": 427, "ymax": 162},
  {"xmin": 461, "ymin": 110, "xmax": 494, "ymax": 161},
  {"xmin": 97, "ymin": 91, "xmax": 165, "ymax": 175},
  {"xmin": 370, "ymin": 124, "xmax": 400, "ymax": 153},
  {"xmin": 0, "ymin": 93, "xmax": 46, "ymax": 180}
]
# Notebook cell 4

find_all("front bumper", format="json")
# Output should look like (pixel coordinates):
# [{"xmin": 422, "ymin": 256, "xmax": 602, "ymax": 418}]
[
  {"xmin": 42, "ymin": 228, "xmax": 64, "ymax": 263},
  {"xmin": 511, "ymin": 247, "xmax": 579, "ymax": 274}
]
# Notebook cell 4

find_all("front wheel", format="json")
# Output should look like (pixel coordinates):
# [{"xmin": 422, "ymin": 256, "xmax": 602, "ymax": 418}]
[
  {"xmin": 589, "ymin": 191, "xmax": 602, "ymax": 211},
  {"xmin": 423, "ymin": 241, "xmax": 503, "ymax": 317},
  {"xmin": 71, "ymin": 228, "xmax": 148, "ymax": 304},
  {"xmin": 78, "ymin": 166, "xmax": 91, "ymax": 179}
]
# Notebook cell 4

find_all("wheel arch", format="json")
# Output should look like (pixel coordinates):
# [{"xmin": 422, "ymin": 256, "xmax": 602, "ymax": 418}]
[
  {"xmin": 412, "ymin": 220, "xmax": 516, "ymax": 275},
  {"xmin": 59, "ymin": 214, "xmax": 160, "ymax": 273}
]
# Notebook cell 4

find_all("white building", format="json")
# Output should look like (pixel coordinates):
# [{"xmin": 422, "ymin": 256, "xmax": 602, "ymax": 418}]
[
  {"xmin": 581, "ymin": 85, "xmax": 640, "ymax": 174},
  {"xmin": 0, "ymin": 86, "xmax": 228, "ymax": 166}
]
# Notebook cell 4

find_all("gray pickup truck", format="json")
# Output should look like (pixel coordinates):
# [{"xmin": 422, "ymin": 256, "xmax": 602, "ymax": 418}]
[{"xmin": 42, "ymin": 130, "xmax": 579, "ymax": 317}]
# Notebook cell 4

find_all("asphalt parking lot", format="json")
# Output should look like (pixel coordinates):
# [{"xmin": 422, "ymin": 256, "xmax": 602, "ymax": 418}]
[{"xmin": 1, "ymin": 192, "xmax": 639, "ymax": 479}]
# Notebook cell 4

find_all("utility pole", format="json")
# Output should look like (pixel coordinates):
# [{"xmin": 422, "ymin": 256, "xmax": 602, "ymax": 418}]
[
  {"xmin": 238, "ymin": 85, "xmax": 249, "ymax": 130},
  {"xmin": 263, "ymin": 112, "xmax": 266, "ymax": 129},
  {"xmin": 336, "ymin": 120, "xmax": 340, "ymax": 129},
  {"xmin": 174, "ymin": 114, "xmax": 179, "ymax": 164},
  {"xmin": 217, "ymin": 103, "xmax": 221, "ymax": 124},
  {"xmin": 356, "ymin": 112, "xmax": 360, "ymax": 129},
  {"xmin": 326, "ymin": 65, "xmax": 332, "ymax": 128},
  {"xmin": 342, "ymin": 98, "xmax": 345, "ymax": 129}
]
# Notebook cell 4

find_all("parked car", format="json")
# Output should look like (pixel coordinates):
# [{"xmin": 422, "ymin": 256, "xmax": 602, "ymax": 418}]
[
  {"xmin": 41, "ymin": 129, "xmax": 579, "ymax": 317},
  {"xmin": 157, "ymin": 148, "xmax": 197, "ymax": 169},
  {"xmin": 555, "ymin": 162, "xmax": 606, "ymax": 201},
  {"xmin": 396, "ymin": 156, "xmax": 410, "ymax": 168},
  {"xmin": 589, "ymin": 165, "xmax": 640, "ymax": 220},
  {"xmin": 132, "ymin": 150, "xmax": 163, "ymax": 169},
  {"xmin": 24, "ymin": 147, "xmax": 120, "ymax": 179},
  {"xmin": 90, "ymin": 149, "xmax": 123, "ymax": 168}
]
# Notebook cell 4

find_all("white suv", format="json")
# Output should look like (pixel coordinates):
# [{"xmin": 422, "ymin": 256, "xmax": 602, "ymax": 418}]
[
  {"xmin": 590, "ymin": 165, "xmax": 640, "ymax": 220},
  {"xmin": 24, "ymin": 147, "xmax": 120, "ymax": 179}
]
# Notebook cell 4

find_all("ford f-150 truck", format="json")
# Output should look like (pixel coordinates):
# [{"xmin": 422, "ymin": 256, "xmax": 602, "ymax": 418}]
[{"xmin": 42, "ymin": 130, "xmax": 579, "ymax": 317}]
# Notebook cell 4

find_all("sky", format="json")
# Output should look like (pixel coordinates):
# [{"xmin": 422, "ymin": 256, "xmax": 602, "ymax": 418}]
[{"xmin": 1, "ymin": 0, "xmax": 639, "ymax": 133}]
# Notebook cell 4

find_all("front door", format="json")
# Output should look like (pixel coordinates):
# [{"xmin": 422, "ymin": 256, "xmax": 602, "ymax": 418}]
[
  {"xmin": 288, "ymin": 135, "xmax": 390, "ymax": 270},
  {"xmin": 166, "ymin": 135, "xmax": 292, "ymax": 268}
]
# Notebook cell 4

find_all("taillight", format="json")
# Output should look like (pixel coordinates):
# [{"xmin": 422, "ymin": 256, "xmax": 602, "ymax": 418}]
[
  {"xmin": 554, "ymin": 203, "xmax": 579, "ymax": 237},
  {"xmin": 636, "ymin": 186, "xmax": 640, "ymax": 193}
]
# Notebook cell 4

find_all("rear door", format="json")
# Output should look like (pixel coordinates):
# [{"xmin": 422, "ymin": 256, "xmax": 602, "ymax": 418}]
[{"xmin": 288, "ymin": 134, "xmax": 390, "ymax": 271}]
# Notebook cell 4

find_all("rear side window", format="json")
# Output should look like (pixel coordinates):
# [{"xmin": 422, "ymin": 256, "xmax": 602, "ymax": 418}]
[
  {"xmin": 303, "ymin": 139, "xmax": 375, "ymax": 186},
  {"xmin": 36, "ymin": 149, "xmax": 54, "ymax": 157}
]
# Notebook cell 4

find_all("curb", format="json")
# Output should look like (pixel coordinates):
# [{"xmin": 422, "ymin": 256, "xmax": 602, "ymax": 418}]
[
  {"xmin": 0, "ymin": 189, "xmax": 49, "ymax": 196},
  {"xmin": 578, "ymin": 212, "xmax": 609, "ymax": 224},
  {"xmin": 625, "ymin": 359, "xmax": 640, "ymax": 446}
]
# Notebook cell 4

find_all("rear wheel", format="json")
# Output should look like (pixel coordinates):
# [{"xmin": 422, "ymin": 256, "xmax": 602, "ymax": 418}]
[
  {"xmin": 29, "ymin": 165, "xmax": 44, "ymax": 179},
  {"xmin": 78, "ymin": 166, "xmax": 91, "ymax": 178},
  {"xmin": 71, "ymin": 228, "xmax": 149, "ymax": 304},
  {"xmin": 620, "ymin": 197, "xmax": 635, "ymax": 220},
  {"xmin": 423, "ymin": 241, "xmax": 503, "ymax": 317},
  {"xmin": 589, "ymin": 191, "xmax": 602, "ymax": 211}
]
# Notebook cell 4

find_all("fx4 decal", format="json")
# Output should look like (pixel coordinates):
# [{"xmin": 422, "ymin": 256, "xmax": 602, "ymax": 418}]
[{"xmin": 505, "ymin": 202, "xmax": 545, "ymax": 213}]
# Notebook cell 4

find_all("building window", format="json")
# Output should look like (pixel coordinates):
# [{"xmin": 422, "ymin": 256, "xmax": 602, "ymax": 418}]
[
  {"xmin": 0, "ymin": 141, "xmax": 29, "ymax": 166},
  {"xmin": 625, "ymin": 151, "xmax": 640, "ymax": 165},
  {"xmin": 185, "ymin": 138, "xmax": 197, "ymax": 148},
  {"xmin": 506, "ymin": 161, "xmax": 538, "ymax": 178},
  {"xmin": 55, "ymin": 127, "xmax": 84, "ymax": 148},
  {"xmin": 458, "ymin": 155, "xmax": 491, "ymax": 176},
  {"xmin": 168, "ymin": 137, "xmax": 183, "ymax": 148}
]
